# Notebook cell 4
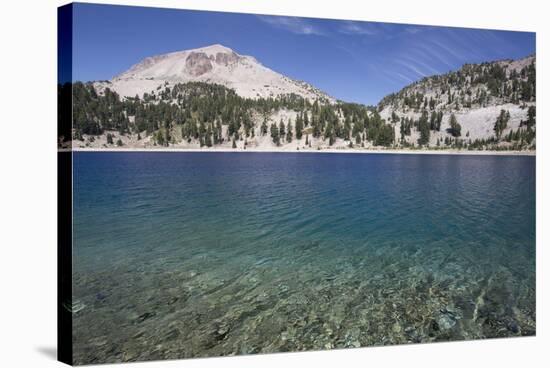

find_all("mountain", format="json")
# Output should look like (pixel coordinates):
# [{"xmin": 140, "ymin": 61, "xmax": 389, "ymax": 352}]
[
  {"xmin": 378, "ymin": 55, "xmax": 536, "ymax": 148},
  {"xmin": 94, "ymin": 44, "xmax": 334, "ymax": 103},
  {"xmin": 66, "ymin": 51, "xmax": 535, "ymax": 152}
]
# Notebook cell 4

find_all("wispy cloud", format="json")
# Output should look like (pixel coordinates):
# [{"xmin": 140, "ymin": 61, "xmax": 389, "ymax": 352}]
[
  {"xmin": 430, "ymin": 38, "xmax": 465, "ymax": 61},
  {"xmin": 376, "ymin": 68, "xmax": 413, "ymax": 86},
  {"xmin": 414, "ymin": 43, "xmax": 455, "ymax": 69},
  {"xmin": 257, "ymin": 15, "xmax": 324, "ymax": 36},
  {"xmin": 402, "ymin": 56, "xmax": 440, "ymax": 75},
  {"xmin": 394, "ymin": 59, "xmax": 428, "ymax": 77},
  {"xmin": 443, "ymin": 29, "xmax": 484, "ymax": 60},
  {"xmin": 404, "ymin": 27, "xmax": 422, "ymax": 34},
  {"xmin": 338, "ymin": 21, "xmax": 378, "ymax": 35},
  {"xmin": 393, "ymin": 72, "xmax": 415, "ymax": 84}
]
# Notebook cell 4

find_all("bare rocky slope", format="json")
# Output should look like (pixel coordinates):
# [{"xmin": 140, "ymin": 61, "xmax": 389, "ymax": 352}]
[{"xmin": 94, "ymin": 44, "xmax": 334, "ymax": 103}]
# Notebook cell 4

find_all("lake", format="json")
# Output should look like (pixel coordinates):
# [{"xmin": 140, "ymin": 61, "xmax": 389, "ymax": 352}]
[{"xmin": 72, "ymin": 152, "xmax": 535, "ymax": 364}]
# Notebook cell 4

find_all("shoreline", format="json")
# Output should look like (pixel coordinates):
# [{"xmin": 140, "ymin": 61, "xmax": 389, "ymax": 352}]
[{"xmin": 70, "ymin": 147, "xmax": 536, "ymax": 156}]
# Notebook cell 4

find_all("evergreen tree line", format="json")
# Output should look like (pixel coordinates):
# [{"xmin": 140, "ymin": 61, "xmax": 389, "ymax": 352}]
[
  {"xmin": 65, "ymin": 78, "xmax": 535, "ymax": 150},
  {"xmin": 67, "ymin": 81, "xmax": 398, "ymax": 147}
]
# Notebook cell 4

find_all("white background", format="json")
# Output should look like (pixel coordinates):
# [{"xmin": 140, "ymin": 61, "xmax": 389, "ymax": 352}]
[{"xmin": 0, "ymin": 0, "xmax": 547, "ymax": 367}]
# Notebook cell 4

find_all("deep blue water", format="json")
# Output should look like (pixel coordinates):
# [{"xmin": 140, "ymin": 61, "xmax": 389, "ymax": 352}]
[{"xmin": 72, "ymin": 152, "xmax": 536, "ymax": 364}]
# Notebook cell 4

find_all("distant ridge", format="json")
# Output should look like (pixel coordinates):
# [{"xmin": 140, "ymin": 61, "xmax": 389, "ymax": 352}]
[{"xmin": 377, "ymin": 55, "xmax": 536, "ymax": 146}]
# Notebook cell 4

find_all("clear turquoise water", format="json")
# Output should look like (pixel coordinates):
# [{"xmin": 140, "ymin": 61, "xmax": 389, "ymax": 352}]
[{"xmin": 72, "ymin": 152, "xmax": 535, "ymax": 364}]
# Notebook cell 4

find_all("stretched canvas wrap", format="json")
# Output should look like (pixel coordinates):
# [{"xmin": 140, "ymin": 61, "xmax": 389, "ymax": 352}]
[{"xmin": 57, "ymin": 2, "xmax": 536, "ymax": 365}]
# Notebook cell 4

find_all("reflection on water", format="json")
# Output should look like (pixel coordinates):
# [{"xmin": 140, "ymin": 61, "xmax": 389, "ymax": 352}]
[{"xmin": 72, "ymin": 152, "xmax": 535, "ymax": 364}]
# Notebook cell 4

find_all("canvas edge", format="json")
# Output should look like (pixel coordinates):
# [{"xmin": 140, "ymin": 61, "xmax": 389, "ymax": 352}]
[{"xmin": 58, "ymin": 3, "xmax": 74, "ymax": 366}]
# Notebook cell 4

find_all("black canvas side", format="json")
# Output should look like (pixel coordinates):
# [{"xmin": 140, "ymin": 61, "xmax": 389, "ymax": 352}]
[{"xmin": 58, "ymin": 3, "xmax": 73, "ymax": 366}]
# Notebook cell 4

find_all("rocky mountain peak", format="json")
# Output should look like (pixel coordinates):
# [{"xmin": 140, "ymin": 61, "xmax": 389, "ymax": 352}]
[{"xmin": 100, "ymin": 44, "xmax": 333, "ymax": 102}]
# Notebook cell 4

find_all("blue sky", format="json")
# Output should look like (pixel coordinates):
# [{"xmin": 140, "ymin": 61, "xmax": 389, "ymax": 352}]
[{"xmin": 71, "ymin": 3, "xmax": 535, "ymax": 105}]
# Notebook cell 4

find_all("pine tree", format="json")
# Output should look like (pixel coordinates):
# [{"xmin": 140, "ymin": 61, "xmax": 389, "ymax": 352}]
[
  {"xmin": 286, "ymin": 120, "xmax": 293, "ymax": 143},
  {"xmin": 295, "ymin": 114, "xmax": 303, "ymax": 139},
  {"xmin": 261, "ymin": 117, "xmax": 268, "ymax": 135},
  {"xmin": 436, "ymin": 111, "xmax": 443, "ymax": 131},
  {"xmin": 526, "ymin": 106, "xmax": 536, "ymax": 128},
  {"xmin": 205, "ymin": 126, "xmax": 213, "ymax": 147},
  {"xmin": 527, "ymin": 106, "xmax": 537, "ymax": 127},
  {"xmin": 310, "ymin": 114, "xmax": 320, "ymax": 138},
  {"xmin": 494, "ymin": 109, "xmax": 510, "ymax": 139},
  {"xmin": 155, "ymin": 130, "xmax": 164, "ymax": 145},
  {"xmin": 430, "ymin": 110, "xmax": 444, "ymax": 131},
  {"xmin": 417, "ymin": 110, "xmax": 430, "ymax": 146},
  {"xmin": 449, "ymin": 113, "xmax": 461, "ymax": 137},
  {"xmin": 279, "ymin": 119, "xmax": 285, "ymax": 138},
  {"xmin": 270, "ymin": 123, "xmax": 280, "ymax": 146}
]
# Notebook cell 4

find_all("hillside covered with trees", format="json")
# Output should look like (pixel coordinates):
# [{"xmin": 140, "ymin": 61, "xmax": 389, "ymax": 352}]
[
  {"xmin": 378, "ymin": 55, "xmax": 536, "ymax": 150},
  {"xmin": 59, "ymin": 55, "xmax": 535, "ymax": 152},
  {"xmin": 63, "ymin": 81, "xmax": 394, "ymax": 150}
]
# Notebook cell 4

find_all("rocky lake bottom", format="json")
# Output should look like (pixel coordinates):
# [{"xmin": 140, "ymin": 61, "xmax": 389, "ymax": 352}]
[{"xmin": 72, "ymin": 152, "xmax": 535, "ymax": 364}]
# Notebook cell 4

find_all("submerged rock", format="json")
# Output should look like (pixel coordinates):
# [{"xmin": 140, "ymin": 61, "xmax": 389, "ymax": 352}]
[
  {"xmin": 437, "ymin": 313, "xmax": 456, "ymax": 330},
  {"xmin": 213, "ymin": 321, "xmax": 230, "ymax": 340},
  {"xmin": 254, "ymin": 258, "xmax": 272, "ymax": 266},
  {"xmin": 506, "ymin": 320, "xmax": 520, "ymax": 334},
  {"xmin": 136, "ymin": 311, "xmax": 156, "ymax": 323},
  {"xmin": 392, "ymin": 323, "xmax": 403, "ymax": 334}
]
